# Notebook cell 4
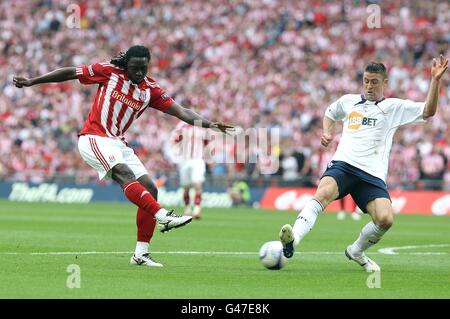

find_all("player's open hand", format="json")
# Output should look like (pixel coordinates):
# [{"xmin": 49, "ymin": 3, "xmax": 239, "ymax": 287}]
[
  {"xmin": 431, "ymin": 55, "xmax": 449, "ymax": 81},
  {"xmin": 13, "ymin": 76, "xmax": 33, "ymax": 88},
  {"xmin": 210, "ymin": 122, "xmax": 236, "ymax": 135},
  {"xmin": 321, "ymin": 133, "xmax": 333, "ymax": 147}
]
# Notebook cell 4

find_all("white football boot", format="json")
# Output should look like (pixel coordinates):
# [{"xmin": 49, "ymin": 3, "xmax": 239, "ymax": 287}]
[
  {"xmin": 279, "ymin": 224, "xmax": 295, "ymax": 258},
  {"xmin": 157, "ymin": 209, "xmax": 192, "ymax": 233},
  {"xmin": 130, "ymin": 253, "xmax": 163, "ymax": 267},
  {"xmin": 345, "ymin": 246, "xmax": 380, "ymax": 272}
]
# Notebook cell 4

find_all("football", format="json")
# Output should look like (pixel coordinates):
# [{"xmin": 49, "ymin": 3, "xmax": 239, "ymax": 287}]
[{"xmin": 259, "ymin": 241, "xmax": 288, "ymax": 270}]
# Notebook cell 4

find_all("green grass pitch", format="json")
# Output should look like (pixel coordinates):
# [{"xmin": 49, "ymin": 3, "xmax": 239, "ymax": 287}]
[{"xmin": 0, "ymin": 200, "xmax": 449, "ymax": 298}]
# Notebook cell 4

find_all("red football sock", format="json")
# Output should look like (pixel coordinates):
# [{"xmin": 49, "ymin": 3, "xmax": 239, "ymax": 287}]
[
  {"xmin": 340, "ymin": 198, "xmax": 345, "ymax": 211},
  {"xmin": 136, "ymin": 208, "xmax": 157, "ymax": 242},
  {"xmin": 194, "ymin": 192, "xmax": 202, "ymax": 206},
  {"xmin": 183, "ymin": 189, "xmax": 190, "ymax": 206},
  {"xmin": 123, "ymin": 181, "xmax": 161, "ymax": 215}
]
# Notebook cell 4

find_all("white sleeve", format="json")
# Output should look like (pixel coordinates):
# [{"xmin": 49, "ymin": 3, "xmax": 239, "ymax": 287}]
[
  {"xmin": 390, "ymin": 100, "xmax": 426, "ymax": 127},
  {"xmin": 325, "ymin": 97, "xmax": 346, "ymax": 121}
]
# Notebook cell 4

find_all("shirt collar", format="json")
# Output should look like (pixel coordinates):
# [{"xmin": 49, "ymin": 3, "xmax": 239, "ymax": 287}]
[{"xmin": 355, "ymin": 95, "xmax": 385, "ymax": 106}]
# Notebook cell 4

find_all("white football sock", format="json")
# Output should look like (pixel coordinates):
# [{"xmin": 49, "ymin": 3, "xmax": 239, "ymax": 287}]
[
  {"xmin": 135, "ymin": 241, "xmax": 149, "ymax": 257},
  {"xmin": 292, "ymin": 199, "xmax": 324, "ymax": 246},
  {"xmin": 154, "ymin": 208, "xmax": 168, "ymax": 221},
  {"xmin": 349, "ymin": 221, "xmax": 387, "ymax": 256}
]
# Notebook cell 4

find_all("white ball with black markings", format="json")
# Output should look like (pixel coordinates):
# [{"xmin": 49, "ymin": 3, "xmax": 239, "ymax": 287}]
[{"xmin": 259, "ymin": 241, "xmax": 288, "ymax": 270}]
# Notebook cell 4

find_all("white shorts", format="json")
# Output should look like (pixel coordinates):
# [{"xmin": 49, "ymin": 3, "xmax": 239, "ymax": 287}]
[
  {"xmin": 78, "ymin": 135, "xmax": 147, "ymax": 180},
  {"xmin": 179, "ymin": 159, "xmax": 206, "ymax": 187}
]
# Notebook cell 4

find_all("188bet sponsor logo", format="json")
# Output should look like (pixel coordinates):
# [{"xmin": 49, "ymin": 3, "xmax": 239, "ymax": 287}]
[{"xmin": 348, "ymin": 111, "xmax": 378, "ymax": 130}]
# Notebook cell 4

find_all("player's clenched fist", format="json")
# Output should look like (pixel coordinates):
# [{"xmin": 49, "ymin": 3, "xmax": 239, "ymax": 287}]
[
  {"xmin": 13, "ymin": 76, "xmax": 33, "ymax": 88},
  {"xmin": 321, "ymin": 133, "xmax": 333, "ymax": 147}
]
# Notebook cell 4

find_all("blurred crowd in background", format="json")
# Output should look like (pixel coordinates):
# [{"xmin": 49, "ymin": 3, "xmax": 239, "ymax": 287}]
[{"xmin": 1, "ymin": 0, "xmax": 449, "ymax": 190}]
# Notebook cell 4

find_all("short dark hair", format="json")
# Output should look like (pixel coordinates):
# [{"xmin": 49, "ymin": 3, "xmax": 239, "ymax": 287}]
[
  {"xmin": 110, "ymin": 45, "xmax": 151, "ymax": 69},
  {"xmin": 364, "ymin": 61, "xmax": 387, "ymax": 79}
]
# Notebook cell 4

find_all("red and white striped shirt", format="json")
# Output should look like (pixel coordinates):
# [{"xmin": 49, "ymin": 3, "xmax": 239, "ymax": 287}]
[
  {"xmin": 170, "ymin": 121, "xmax": 210, "ymax": 160},
  {"xmin": 76, "ymin": 62, "xmax": 174, "ymax": 142}
]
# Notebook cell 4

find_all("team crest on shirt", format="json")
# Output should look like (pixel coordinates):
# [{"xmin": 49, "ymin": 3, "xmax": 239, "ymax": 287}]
[
  {"xmin": 139, "ymin": 91, "xmax": 147, "ymax": 102},
  {"xmin": 109, "ymin": 155, "xmax": 115, "ymax": 162}
]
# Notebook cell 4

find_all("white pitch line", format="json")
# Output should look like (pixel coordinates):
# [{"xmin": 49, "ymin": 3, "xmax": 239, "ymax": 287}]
[
  {"xmin": 0, "ymin": 249, "xmax": 448, "ymax": 256},
  {"xmin": 1, "ymin": 251, "xmax": 337, "ymax": 256},
  {"xmin": 30, "ymin": 251, "xmax": 131, "ymax": 256},
  {"xmin": 377, "ymin": 244, "xmax": 450, "ymax": 255}
]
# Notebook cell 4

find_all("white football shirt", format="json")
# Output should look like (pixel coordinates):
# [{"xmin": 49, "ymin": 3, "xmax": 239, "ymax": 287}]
[{"xmin": 325, "ymin": 94, "xmax": 426, "ymax": 182}]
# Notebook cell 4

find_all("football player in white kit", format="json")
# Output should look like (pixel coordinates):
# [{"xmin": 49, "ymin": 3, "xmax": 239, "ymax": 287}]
[{"xmin": 279, "ymin": 55, "xmax": 448, "ymax": 271}]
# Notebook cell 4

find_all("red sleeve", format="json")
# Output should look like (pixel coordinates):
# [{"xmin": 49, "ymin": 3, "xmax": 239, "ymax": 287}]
[
  {"xmin": 75, "ymin": 62, "xmax": 112, "ymax": 85},
  {"xmin": 149, "ymin": 86, "xmax": 175, "ymax": 112}
]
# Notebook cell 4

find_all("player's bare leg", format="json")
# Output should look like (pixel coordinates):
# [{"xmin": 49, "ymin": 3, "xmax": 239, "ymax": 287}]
[
  {"xmin": 346, "ymin": 198, "xmax": 393, "ymax": 271},
  {"xmin": 280, "ymin": 176, "xmax": 339, "ymax": 258},
  {"xmin": 192, "ymin": 182, "xmax": 202, "ymax": 219},
  {"xmin": 183, "ymin": 186, "xmax": 192, "ymax": 216}
]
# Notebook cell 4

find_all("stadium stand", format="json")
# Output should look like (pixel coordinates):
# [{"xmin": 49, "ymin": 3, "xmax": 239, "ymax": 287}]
[{"xmin": 1, "ymin": 0, "xmax": 449, "ymax": 190}]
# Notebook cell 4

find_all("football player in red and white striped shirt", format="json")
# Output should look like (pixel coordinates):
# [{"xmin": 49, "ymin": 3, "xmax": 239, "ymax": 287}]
[
  {"xmin": 170, "ymin": 121, "xmax": 210, "ymax": 219},
  {"xmin": 13, "ymin": 45, "xmax": 233, "ymax": 267}
]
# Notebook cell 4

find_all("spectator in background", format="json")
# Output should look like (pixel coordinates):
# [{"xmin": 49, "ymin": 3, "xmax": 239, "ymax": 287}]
[
  {"xmin": 0, "ymin": 0, "xmax": 449, "ymax": 189},
  {"xmin": 228, "ymin": 179, "xmax": 251, "ymax": 207},
  {"xmin": 419, "ymin": 143, "xmax": 448, "ymax": 190}
]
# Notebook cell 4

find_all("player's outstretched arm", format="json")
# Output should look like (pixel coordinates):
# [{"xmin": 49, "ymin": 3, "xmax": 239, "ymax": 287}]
[
  {"xmin": 13, "ymin": 67, "xmax": 77, "ymax": 88},
  {"xmin": 321, "ymin": 116, "xmax": 336, "ymax": 147},
  {"xmin": 165, "ymin": 101, "xmax": 234, "ymax": 134},
  {"xmin": 423, "ymin": 54, "xmax": 448, "ymax": 119}
]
